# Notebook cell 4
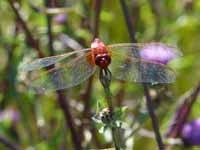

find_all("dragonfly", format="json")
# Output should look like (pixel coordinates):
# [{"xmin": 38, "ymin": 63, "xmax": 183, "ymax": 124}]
[{"xmin": 20, "ymin": 38, "xmax": 181, "ymax": 93}]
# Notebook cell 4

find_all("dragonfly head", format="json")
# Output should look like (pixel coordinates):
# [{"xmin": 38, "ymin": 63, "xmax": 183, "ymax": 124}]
[
  {"xmin": 95, "ymin": 54, "xmax": 111, "ymax": 69},
  {"xmin": 91, "ymin": 38, "xmax": 105, "ymax": 49}
]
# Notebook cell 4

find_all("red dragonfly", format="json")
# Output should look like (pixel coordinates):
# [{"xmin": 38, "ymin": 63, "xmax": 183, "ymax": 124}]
[{"xmin": 20, "ymin": 39, "xmax": 181, "ymax": 93}]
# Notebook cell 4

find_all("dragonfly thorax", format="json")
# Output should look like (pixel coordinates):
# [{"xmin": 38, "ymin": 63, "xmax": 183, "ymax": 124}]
[{"xmin": 95, "ymin": 53, "xmax": 111, "ymax": 69}]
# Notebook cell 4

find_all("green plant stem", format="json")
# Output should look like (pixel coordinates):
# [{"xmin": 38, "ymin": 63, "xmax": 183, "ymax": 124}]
[
  {"xmin": 104, "ymin": 87, "xmax": 121, "ymax": 150},
  {"xmin": 99, "ymin": 68, "xmax": 121, "ymax": 149},
  {"xmin": 111, "ymin": 127, "xmax": 120, "ymax": 150},
  {"xmin": 104, "ymin": 87, "xmax": 113, "ymax": 111}
]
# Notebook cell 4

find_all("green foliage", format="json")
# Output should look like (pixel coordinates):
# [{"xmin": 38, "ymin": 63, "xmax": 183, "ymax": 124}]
[{"xmin": 1, "ymin": 0, "xmax": 200, "ymax": 150}]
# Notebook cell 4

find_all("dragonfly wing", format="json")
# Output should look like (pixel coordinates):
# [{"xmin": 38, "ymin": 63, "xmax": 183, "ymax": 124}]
[
  {"xmin": 28, "ymin": 52, "xmax": 96, "ymax": 93},
  {"xmin": 109, "ymin": 51, "xmax": 176, "ymax": 84},
  {"xmin": 107, "ymin": 43, "xmax": 182, "ymax": 59},
  {"xmin": 20, "ymin": 48, "xmax": 91, "ymax": 71}
]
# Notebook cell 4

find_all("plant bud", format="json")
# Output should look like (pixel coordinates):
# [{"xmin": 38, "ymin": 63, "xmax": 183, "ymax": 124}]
[{"xmin": 182, "ymin": 118, "xmax": 200, "ymax": 145}]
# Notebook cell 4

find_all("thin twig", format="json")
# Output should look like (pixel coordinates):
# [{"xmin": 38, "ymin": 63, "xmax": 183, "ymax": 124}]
[
  {"xmin": 56, "ymin": 91, "xmax": 82, "ymax": 150},
  {"xmin": 119, "ymin": 0, "xmax": 137, "ymax": 43},
  {"xmin": 44, "ymin": 0, "xmax": 82, "ymax": 149},
  {"xmin": 92, "ymin": 0, "xmax": 102, "ymax": 39},
  {"xmin": 130, "ymin": 0, "xmax": 140, "ymax": 32},
  {"xmin": 119, "ymin": 0, "xmax": 164, "ymax": 149},
  {"xmin": 143, "ymin": 85, "xmax": 164, "ymax": 150},
  {"xmin": 44, "ymin": 0, "xmax": 55, "ymax": 56},
  {"xmin": 7, "ymin": 0, "xmax": 44, "ymax": 58},
  {"xmin": 148, "ymin": 0, "xmax": 162, "ymax": 40},
  {"xmin": 0, "ymin": 135, "xmax": 20, "ymax": 150}
]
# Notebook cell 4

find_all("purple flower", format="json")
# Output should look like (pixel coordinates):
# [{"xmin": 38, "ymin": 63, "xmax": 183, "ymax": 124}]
[
  {"xmin": 140, "ymin": 43, "xmax": 181, "ymax": 64},
  {"xmin": 182, "ymin": 118, "xmax": 200, "ymax": 145},
  {"xmin": 54, "ymin": 14, "xmax": 67, "ymax": 24},
  {"xmin": 0, "ymin": 108, "xmax": 20, "ymax": 125}
]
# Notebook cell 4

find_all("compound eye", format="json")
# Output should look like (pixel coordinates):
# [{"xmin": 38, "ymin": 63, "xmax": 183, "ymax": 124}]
[
  {"xmin": 104, "ymin": 55, "xmax": 111, "ymax": 64},
  {"xmin": 95, "ymin": 54, "xmax": 111, "ymax": 68},
  {"xmin": 95, "ymin": 55, "xmax": 102, "ymax": 66}
]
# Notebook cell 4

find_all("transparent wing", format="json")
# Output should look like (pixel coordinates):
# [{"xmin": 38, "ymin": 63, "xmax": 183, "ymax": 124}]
[
  {"xmin": 107, "ymin": 43, "xmax": 182, "ymax": 58},
  {"xmin": 19, "ymin": 48, "xmax": 91, "ymax": 71},
  {"xmin": 109, "ymin": 49, "xmax": 176, "ymax": 84},
  {"xmin": 26, "ymin": 51, "xmax": 95, "ymax": 93}
]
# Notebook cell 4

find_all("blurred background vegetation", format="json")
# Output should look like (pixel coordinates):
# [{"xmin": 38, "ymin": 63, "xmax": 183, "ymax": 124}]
[{"xmin": 0, "ymin": 0, "xmax": 200, "ymax": 150}]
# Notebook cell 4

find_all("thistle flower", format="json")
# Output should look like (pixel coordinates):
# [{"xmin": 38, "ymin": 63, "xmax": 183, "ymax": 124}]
[
  {"xmin": 182, "ymin": 118, "xmax": 200, "ymax": 145},
  {"xmin": 54, "ymin": 14, "xmax": 67, "ymax": 24},
  {"xmin": 140, "ymin": 43, "xmax": 181, "ymax": 64}
]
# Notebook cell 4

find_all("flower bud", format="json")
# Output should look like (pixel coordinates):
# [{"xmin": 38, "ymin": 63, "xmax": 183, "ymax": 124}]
[
  {"xmin": 182, "ymin": 118, "xmax": 200, "ymax": 145},
  {"xmin": 99, "ymin": 107, "xmax": 113, "ymax": 124}
]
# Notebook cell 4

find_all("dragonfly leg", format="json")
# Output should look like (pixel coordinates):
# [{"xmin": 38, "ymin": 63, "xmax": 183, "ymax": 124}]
[{"xmin": 99, "ymin": 68, "xmax": 112, "ymax": 88}]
